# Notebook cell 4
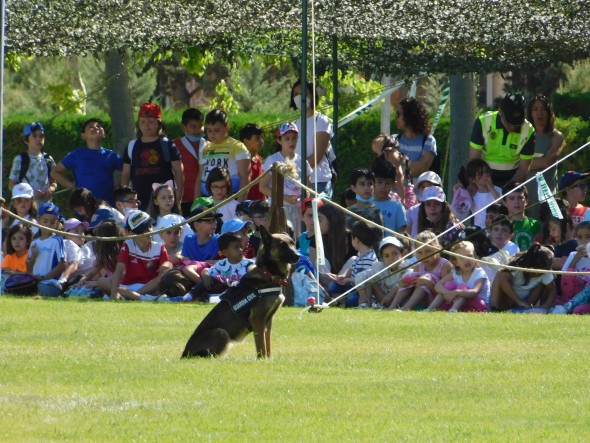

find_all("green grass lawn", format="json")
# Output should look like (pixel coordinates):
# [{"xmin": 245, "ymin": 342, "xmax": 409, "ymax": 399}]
[{"xmin": 1, "ymin": 297, "xmax": 589, "ymax": 442}]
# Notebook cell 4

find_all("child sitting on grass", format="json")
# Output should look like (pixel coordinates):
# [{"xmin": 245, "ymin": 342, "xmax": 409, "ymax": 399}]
[
  {"xmin": 502, "ymin": 182, "xmax": 541, "ymax": 252},
  {"xmin": 98, "ymin": 211, "xmax": 172, "ymax": 301},
  {"xmin": 328, "ymin": 220, "xmax": 380, "ymax": 308},
  {"xmin": 26, "ymin": 202, "xmax": 66, "ymax": 296},
  {"xmin": 463, "ymin": 159, "xmax": 502, "ymax": 229},
  {"xmin": 428, "ymin": 240, "xmax": 489, "ymax": 312},
  {"xmin": 559, "ymin": 221, "xmax": 590, "ymax": 303},
  {"xmin": 344, "ymin": 167, "xmax": 383, "ymax": 231},
  {"xmin": 2, "ymin": 223, "xmax": 32, "ymax": 275},
  {"xmin": 389, "ymin": 230, "xmax": 453, "ymax": 311},
  {"xmin": 184, "ymin": 232, "xmax": 255, "ymax": 302},
  {"xmin": 180, "ymin": 197, "xmax": 222, "ymax": 285},
  {"xmin": 356, "ymin": 236, "xmax": 413, "ymax": 309},
  {"xmin": 490, "ymin": 244, "xmax": 556, "ymax": 312}
]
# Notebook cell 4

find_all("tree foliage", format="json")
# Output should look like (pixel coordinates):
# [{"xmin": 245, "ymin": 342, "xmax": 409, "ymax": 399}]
[{"xmin": 6, "ymin": 1, "xmax": 590, "ymax": 75}]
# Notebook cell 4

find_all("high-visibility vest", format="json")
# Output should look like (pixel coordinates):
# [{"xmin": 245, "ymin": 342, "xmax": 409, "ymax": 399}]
[{"xmin": 479, "ymin": 111, "xmax": 534, "ymax": 171}]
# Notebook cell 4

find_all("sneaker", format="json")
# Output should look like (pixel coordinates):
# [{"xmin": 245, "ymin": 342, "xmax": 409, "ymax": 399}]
[
  {"xmin": 89, "ymin": 287, "xmax": 104, "ymax": 299},
  {"xmin": 550, "ymin": 305, "xmax": 569, "ymax": 314},
  {"xmin": 62, "ymin": 275, "xmax": 83, "ymax": 293},
  {"xmin": 156, "ymin": 295, "xmax": 169, "ymax": 302},
  {"xmin": 355, "ymin": 303, "xmax": 369, "ymax": 309},
  {"xmin": 371, "ymin": 302, "xmax": 383, "ymax": 310},
  {"xmin": 139, "ymin": 294, "xmax": 159, "ymax": 302}
]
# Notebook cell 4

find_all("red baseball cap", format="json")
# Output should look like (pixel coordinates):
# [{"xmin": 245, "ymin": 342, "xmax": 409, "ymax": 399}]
[
  {"xmin": 301, "ymin": 197, "xmax": 324, "ymax": 214},
  {"xmin": 138, "ymin": 103, "xmax": 162, "ymax": 119}
]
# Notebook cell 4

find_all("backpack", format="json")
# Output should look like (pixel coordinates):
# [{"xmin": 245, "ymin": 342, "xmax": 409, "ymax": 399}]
[
  {"xmin": 396, "ymin": 133, "xmax": 440, "ymax": 176},
  {"xmin": 127, "ymin": 137, "xmax": 172, "ymax": 163},
  {"xmin": 4, "ymin": 273, "xmax": 38, "ymax": 295},
  {"xmin": 18, "ymin": 152, "xmax": 52, "ymax": 184}
]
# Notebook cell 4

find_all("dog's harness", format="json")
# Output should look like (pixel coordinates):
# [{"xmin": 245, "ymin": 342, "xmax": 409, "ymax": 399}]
[{"xmin": 221, "ymin": 286, "xmax": 283, "ymax": 314}]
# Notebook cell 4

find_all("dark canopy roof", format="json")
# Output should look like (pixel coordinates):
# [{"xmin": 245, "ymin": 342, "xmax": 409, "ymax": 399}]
[{"xmin": 6, "ymin": 1, "xmax": 590, "ymax": 75}]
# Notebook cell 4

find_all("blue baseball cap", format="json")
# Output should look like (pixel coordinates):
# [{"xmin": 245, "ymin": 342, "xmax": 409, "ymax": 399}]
[
  {"xmin": 23, "ymin": 122, "xmax": 45, "ymax": 137},
  {"xmin": 559, "ymin": 171, "xmax": 590, "ymax": 191},
  {"xmin": 38, "ymin": 202, "xmax": 61, "ymax": 217},
  {"xmin": 88, "ymin": 208, "xmax": 116, "ymax": 228},
  {"xmin": 221, "ymin": 218, "xmax": 253, "ymax": 234}
]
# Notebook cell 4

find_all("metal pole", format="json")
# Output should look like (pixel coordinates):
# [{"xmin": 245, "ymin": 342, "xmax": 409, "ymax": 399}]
[
  {"xmin": 300, "ymin": 0, "xmax": 308, "ymax": 199},
  {"xmin": 331, "ymin": 34, "xmax": 338, "ymax": 159},
  {"xmin": 0, "ymin": 0, "xmax": 6, "ymax": 295}
]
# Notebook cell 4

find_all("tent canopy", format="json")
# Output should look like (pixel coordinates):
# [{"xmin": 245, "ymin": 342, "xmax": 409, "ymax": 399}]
[{"xmin": 6, "ymin": 1, "xmax": 590, "ymax": 75}]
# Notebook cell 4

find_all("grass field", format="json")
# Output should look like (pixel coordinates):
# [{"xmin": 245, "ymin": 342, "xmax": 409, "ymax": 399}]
[{"xmin": 1, "ymin": 297, "xmax": 589, "ymax": 442}]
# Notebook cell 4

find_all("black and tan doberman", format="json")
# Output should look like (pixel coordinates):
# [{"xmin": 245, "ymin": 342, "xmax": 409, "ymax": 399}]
[{"xmin": 181, "ymin": 226, "xmax": 299, "ymax": 359}]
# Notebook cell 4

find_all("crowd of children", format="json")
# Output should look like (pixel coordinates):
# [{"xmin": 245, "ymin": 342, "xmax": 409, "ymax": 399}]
[{"xmin": 2, "ymin": 92, "xmax": 589, "ymax": 315}]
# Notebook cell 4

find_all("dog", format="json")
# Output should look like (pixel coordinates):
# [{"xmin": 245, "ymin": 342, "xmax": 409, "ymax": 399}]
[{"xmin": 181, "ymin": 225, "xmax": 300, "ymax": 359}]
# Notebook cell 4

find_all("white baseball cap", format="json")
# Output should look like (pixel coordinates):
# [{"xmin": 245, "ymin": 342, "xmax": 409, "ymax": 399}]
[
  {"xmin": 415, "ymin": 172, "xmax": 443, "ymax": 201},
  {"xmin": 12, "ymin": 183, "xmax": 34, "ymax": 199}
]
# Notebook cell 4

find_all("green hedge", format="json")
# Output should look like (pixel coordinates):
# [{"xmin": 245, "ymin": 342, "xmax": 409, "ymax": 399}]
[
  {"xmin": 3, "ymin": 111, "xmax": 588, "ymax": 214},
  {"xmin": 552, "ymin": 92, "xmax": 590, "ymax": 120}
]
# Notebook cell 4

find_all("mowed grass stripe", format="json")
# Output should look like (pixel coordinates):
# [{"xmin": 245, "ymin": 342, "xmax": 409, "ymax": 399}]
[{"xmin": 1, "ymin": 297, "xmax": 588, "ymax": 442}]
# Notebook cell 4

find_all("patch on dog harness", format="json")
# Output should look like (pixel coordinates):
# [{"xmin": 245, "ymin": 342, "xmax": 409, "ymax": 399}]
[{"xmin": 221, "ymin": 286, "xmax": 283, "ymax": 314}]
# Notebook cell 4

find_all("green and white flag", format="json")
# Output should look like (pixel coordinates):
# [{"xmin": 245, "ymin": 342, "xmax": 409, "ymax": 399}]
[{"xmin": 536, "ymin": 173, "xmax": 563, "ymax": 219}]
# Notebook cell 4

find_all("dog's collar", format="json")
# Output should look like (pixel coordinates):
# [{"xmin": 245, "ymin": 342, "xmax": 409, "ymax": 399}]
[{"xmin": 254, "ymin": 267, "xmax": 289, "ymax": 287}]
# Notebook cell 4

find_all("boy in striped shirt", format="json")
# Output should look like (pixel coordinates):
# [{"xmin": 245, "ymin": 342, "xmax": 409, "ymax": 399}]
[{"xmin": 329, "ymin": 220, "xmax": 380, "ymax": 308}]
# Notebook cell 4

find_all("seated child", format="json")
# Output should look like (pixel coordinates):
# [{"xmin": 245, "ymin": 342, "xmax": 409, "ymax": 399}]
[
  {"xmin": 297, "ymin": 197, "xmax": 324, "ymax": 259},
  {"xmin": 371, "ymin": 157, "xmax": 407, "ymax": 235},
  {"xmin": 58, "ymin": 218, "xmax": 92, "ymax": 291},
  {"xmin": 463, "ymin": 159, "xmax": 502, "ymax": 229},
  {"xmin": 3, "ymin": 182, "xmax": 39, "ymax": 236},
  {"xmin": 157, "ymin": 214, "xmax": 184, "ymax": 267},
  {"xmin": 66, "ymin": 221, "xmax": 121, "ymax": 298},
  {"xmin": 221, "ymin": 218, "xmax": 255, "ymax": 259},
  {"xmin": 490, "ymin": 216, "xmax": 519, "ymax": 257},
  {"xmin": 389, "ymin": 230, "xmax": 453, "ymax": 311},
  {"xmin": 477, "ymin": 217, "xmax": 516, "ymax": 286},
  {"xmin": 560, "ymin": 221, "xmax": 590, "ymax": 302},
  {"xmin": 551, "ymin": 243, "xmax": 590, "ymax": 315},
  {"xmin": 328, "ymin": 220, "xmax": 380, "ymax": 308},
  {"xmin": 246, "ymin": 199, "xmax": 270, "ymax": 256},
  {"xmin": 428, "ymin": 240, "xmax": 489, "ymax": 312},
  {"xmin": 344, "ymin": 168, "xmax": 383, "ymax": 231},
  {"xmin": 180, "ymin": 197, "xmax": 222, "ymax": 284},
  {"xmin": 559, "ymin": 171, "xmax": 589, "ymax": 226},
  {"xmin": 113, "ymin": 186, "xmax": 141, "ymax": 221},
  {"xmin": 490, "ymin": 244, "xmax": 556, "ymax": 312},
  {"xmin": 502, "ymin": 181, "xmax": 541, "ymax": 252},
  {"xmin": 357, "ymin": 236, "xmax": 413, "ymax": 309},
  {"xmin": 185, "ymin": 232, "xmax": 255, "ymax": 302},
  {"xmin": 483, "ymin": 202, "xmax": 508, "ymax": 236},
  {"xmin": 148, "ymin": 180, "xmax": 193, "ymax": 244},
  {"xmin": 206, "ymin": 167, "xmax": 239, "ymax": 224},
  {"xmin": 26, "ymin": 203, "xmax": 67, "ymax": 296},
  {"xmin": 97, "ymin": 211, "xmax": 172, "ymax": 301},
  {"xmin": 2, "ymin": 223, "xmax": 32, "ymax": 275}
]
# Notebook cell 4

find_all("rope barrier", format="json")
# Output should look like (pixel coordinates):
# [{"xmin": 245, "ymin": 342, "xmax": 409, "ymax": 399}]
[{"xmin": 2, "ymin": 166, "xmax": 281, "ymax": 242}]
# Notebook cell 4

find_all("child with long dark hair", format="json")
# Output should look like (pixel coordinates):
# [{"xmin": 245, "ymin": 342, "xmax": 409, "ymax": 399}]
[
  {"xmin": 416, "ymin": 186, "xmax": 463, "ymax": 249},
  {"xmin": 491, "ymin": 244, "xmax": 556, "ymax": 311},
  {"xmin": 148, "ymin": 180, "xmax": 192, "ymax": 244},
  {"xmin": 2, "ymin": 223, "xmax": 32, "ymax": 274}
]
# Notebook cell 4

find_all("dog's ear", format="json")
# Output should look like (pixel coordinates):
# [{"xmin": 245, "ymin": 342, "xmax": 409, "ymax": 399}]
[{"xmin": 259, "ymin": 225, "xmax": 272, "ymax": 246}]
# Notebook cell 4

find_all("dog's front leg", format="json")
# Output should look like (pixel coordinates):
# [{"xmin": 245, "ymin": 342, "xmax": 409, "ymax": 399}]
[
  {"xmin": 264, "ymin": 318, "xmax": 273, "ymax": 358},
  {"xmin": 250, "ymin": 316, "xmax": 268, "ymax": 358}
]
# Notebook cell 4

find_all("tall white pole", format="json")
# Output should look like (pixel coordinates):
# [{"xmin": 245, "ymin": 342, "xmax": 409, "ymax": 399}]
[{"xmin": 0, "ymin": 0, "xmax": 6, "ymax": 295}]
